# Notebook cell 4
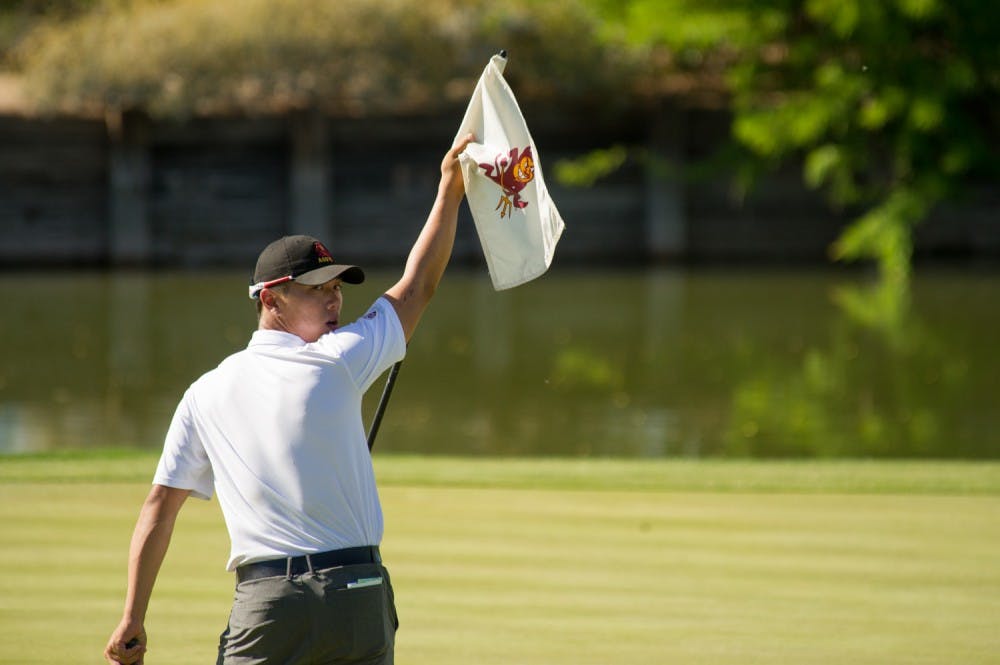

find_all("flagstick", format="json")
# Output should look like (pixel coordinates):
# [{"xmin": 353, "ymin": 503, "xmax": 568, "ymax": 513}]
[
  {"xmin": 367, "ymin": 48, "xmax": 505, "ymax": 452},
  {"xmin": 367, "ymin": 360, "xmax": 403, "ymax": 451}
]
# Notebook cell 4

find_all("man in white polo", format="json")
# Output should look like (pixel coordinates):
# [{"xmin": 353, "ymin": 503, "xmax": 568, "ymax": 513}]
[{"xmin": 104, "ymin": 134, "xmax": 475, "ymax": 665}]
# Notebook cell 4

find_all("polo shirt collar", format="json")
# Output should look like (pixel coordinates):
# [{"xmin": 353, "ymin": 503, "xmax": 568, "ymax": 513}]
[{"xmin": 249, "ymin": 329, "xmax": 307, "ymax": 348}]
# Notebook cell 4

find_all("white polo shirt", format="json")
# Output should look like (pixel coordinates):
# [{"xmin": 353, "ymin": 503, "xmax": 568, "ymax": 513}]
[{"xmin": 153, "ymin": 297, "xmax": 406, "ymax": 571}]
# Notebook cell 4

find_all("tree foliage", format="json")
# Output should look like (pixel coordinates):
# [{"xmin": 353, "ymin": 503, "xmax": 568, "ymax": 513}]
[
  {"xmin": 11, "ymin": 0, "xmax": 636, "ymax": 117},
  {"xmin": 8, "ymin": 0, "xmax": 998, "ymax": 284},
  {"xmin": 588, "ymin": 0, "xmax": 999, "ymax": 283}
]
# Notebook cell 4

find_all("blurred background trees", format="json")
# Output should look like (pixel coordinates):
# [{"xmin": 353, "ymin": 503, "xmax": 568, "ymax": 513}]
[
  {"xmin": 3, "ymin": 0, "xmax": 998, "ymax": 285},
  {"xmin": 5, "ymin": 0, "xmax": 637, "ymax": 116},
  {"xmin": 1, "ymin": 1, "xmax": 998, "ymax": 459},
  {"xmin": 584, "ymin": 0, "xmax": 999, "ymax": 305}
]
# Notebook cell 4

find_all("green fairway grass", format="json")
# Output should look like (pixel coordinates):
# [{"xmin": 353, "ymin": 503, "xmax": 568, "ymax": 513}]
[{"xmin": 1, "ymin": 453, "xmax": 998, "ymax": 664}]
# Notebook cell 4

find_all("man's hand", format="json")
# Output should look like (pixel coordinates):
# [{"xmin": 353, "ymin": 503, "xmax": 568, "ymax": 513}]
[
  {"xmin": 441, "ymin": 133, "xmax": 475, "ymax": 200},
  {"xmin": 104, "ymin": 620, "xmax": 146, "ymax": 664},
  {"xmin": 105, "ymin": 485, "xmax": 189, "ymax": 664}
]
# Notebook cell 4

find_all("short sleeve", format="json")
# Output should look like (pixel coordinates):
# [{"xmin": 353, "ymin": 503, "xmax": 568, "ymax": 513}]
[
  {"xmin": 153, "ymin": 390, "xmax": 215, "ymax": 500},
  {"xmin": 318, "ymin": 297, "xmax": 406, "ymax": 392}
]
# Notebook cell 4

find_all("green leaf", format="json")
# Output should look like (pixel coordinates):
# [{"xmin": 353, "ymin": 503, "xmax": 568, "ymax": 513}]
[
  {"xmin": 804, "ymin": 144, "xmax": 842, "ymax": 189},
  {"xmin": 806, "ymin": 0, "xmax": 861, "ymax": 37},
  {"xmin": 859, "ymin": 97, "xmax": 891, "ymax": 129},
  {"xmin": 940, "ymin": 147, "xmax": 971, "ymax": 175},
  {"xmin": 554, "ymin": 145, "xmax": 628, "ymax": 187},
  {"xmin": 893, "ymin": 0, "xmax": 940, "ymax": 20},
  {"xmin": 733, "ymin": 112, "xmax": 780, "ymax": 157},
  {"xmin": 908, "ymin": 97, "xmax": 944, "ymax": 132}
]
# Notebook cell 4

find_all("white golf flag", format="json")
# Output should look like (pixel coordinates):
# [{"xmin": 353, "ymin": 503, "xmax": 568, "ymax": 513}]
[{"xmin": 455, "ymin": 53, "xmax": 565, "ymax": 290}]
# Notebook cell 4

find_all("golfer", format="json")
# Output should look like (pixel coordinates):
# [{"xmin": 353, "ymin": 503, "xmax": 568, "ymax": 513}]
[{"xmin": 104, "ymin": 134, "xmax": 475, "ymax": 665}]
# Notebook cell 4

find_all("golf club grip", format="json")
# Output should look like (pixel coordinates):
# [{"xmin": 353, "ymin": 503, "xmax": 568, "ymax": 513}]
[{"xmin": 367, "ymin": 360, "xmax": 403, "ymax": 451}]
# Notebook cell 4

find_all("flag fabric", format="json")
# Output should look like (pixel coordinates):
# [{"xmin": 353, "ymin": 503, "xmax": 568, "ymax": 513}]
[{"xmin": 454, "ymin": 53, "xmax": 565, "ymax": 291}]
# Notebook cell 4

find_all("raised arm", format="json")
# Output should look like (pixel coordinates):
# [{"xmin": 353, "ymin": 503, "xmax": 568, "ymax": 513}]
[
  {"xmin": 384, "ymin": 134, "xmax": 475, "ymax": 341},
  {"xmin": 105, "ymin": 484, "xmax": 191, "ymax": 665}
]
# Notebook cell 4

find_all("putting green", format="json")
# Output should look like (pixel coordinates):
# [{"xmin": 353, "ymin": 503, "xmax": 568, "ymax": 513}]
[{"xmin": 1, "ymin": 456, "xmax": 998, "ymax": 664}]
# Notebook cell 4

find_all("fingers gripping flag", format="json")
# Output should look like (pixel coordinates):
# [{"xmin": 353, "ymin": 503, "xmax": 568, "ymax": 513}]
[{"xmin": 455, "ymin": 53, "xmax": 565, "ymax": 291}]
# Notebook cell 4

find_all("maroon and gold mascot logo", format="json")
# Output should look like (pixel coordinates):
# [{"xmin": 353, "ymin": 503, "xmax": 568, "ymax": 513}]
[{"xmin": 478, "ymin": 146, "xmax": 535, "ymax": 219}]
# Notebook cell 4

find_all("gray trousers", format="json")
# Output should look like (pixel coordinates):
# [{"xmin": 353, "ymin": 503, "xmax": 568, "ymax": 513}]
[{"xmin": 217, "ymin": 562, "xmax": 398, "ymax": 664}]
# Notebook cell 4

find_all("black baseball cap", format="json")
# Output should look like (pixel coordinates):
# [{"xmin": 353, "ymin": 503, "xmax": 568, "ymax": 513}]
[{"xmin": 249, "ymin": 235, "xmax": 364, "ymax": 299}]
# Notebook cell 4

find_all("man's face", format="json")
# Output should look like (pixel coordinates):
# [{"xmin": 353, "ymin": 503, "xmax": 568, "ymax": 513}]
[{"xmin": 271, "ymin": 279, "xmax": 344, "ymax": 342}]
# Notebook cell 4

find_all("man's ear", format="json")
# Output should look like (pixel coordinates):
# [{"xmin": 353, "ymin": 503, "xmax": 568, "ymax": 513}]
[{"xmin": 260, "ymin": 288, "xmax": 279, "ymax": 311}]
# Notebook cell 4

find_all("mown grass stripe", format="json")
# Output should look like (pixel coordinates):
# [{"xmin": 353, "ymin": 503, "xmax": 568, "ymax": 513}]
[{"xmin": 2, "ymin": 451, "xmax": 999, "ymax": 495}]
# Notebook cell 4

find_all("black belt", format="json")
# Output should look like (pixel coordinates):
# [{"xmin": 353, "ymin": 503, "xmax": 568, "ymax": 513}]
[{"xmin": 236, "ymin": 546, "xmax": 381, "ymax": 582}]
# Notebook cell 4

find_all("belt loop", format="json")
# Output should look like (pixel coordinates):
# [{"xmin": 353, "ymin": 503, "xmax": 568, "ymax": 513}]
[
  {"xmin": 305, "ymin": 553, "xmax": 315, "ymax": 575},
  {"xmin": 285, "ymin": 557, "xmax": 293, "ymax": 580}
]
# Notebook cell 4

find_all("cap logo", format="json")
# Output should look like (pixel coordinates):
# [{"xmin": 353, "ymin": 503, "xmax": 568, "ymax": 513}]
[{"xmin": 314, "ymin": 242, "xmax": 334, "ymax": 264}]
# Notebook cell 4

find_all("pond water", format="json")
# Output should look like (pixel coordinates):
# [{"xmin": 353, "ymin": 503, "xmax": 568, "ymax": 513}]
[{"xmin": 1, "ymin": 266, "xmax": 997, "ymax": 458}]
